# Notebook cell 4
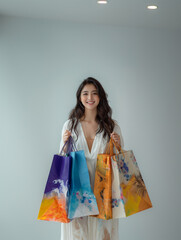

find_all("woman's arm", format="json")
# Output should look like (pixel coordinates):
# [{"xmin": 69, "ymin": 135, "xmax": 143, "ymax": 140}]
[
  {"xmin": 111, "ymin": 122, "xmax": 124, "ymax": 149},
  {"xmin": 59, "ymin": 120, "xmax": 71, "ymax": 154}
]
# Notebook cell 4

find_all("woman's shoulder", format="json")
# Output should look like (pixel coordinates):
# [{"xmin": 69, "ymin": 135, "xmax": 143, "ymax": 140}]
[
  {"xmin": 62, "ymin": 118, "xmax": 79, "ymax": 130},
  {"xmin": 62, "ymin": 119, "xmax": 73, "ymax": 131},
  {"xmin": 112, "ymin": 119, "xmax": 122, "ymax": 135},
  {"xmin": 113, "ymin": 119, "xmax": 120, "ymax": 128}
]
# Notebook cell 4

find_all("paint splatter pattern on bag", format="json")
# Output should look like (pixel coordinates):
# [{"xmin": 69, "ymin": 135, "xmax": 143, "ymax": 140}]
[
  {"xmin": 38, "ymin": 178, "xmax": 71, "ymax": 223},
  {"xmin": 112, "ymin": 150, "xmax": 152, "ymax": 216},
  {"xmin": 93, "ymin": 154, "xmax": 112, "ymax": 220},
  {"xmin": 68, "ymin": 190, "xmax": 99, "ymax": 219},
  {"xmin": 68, "ymin": 150, "xmax": 99, "ymax": 219},
  {"xmin": 112, "ymin": 189, "xmax": 124, "ymax": 208}
]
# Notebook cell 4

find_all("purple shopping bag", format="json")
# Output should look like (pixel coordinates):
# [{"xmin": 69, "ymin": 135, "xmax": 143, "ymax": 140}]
[{"xmin": 37, "ymin": 137, "xmax": 74, "ymax": 223}]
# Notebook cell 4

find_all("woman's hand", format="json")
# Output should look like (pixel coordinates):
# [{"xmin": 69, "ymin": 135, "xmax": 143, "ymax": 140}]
[
  {"xmin": 62, "ymin": 130, "xmax": 71, "ymax": 153},
  {"xmin": 63, "ymin": 130, "xmax": 71, "ymax": 144},
  {"xmin": 111, "ymin": 132, "xmax": 120, "ymax": 145}
]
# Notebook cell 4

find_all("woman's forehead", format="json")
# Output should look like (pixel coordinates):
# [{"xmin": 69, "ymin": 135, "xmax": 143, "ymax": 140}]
[{"xmin": 82, "ymin": 84, "xmax": 97, "ymax": 92}]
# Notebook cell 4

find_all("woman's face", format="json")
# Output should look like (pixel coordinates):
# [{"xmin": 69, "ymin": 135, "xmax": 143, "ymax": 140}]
[{"xmin": 80, "ymin": 84, "xmax": 100, "ymax": 110}]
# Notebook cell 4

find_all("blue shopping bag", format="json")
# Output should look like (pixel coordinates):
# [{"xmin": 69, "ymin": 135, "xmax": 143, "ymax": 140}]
[{"xmin": 68, "ymin": 150, "xmax": 99, "ymax": 219}]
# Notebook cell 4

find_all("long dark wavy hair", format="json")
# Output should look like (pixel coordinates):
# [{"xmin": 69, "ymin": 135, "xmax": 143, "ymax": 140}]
[{"xmin": 69, "ymin": 77, "xmax": 115, "ymax": 141}]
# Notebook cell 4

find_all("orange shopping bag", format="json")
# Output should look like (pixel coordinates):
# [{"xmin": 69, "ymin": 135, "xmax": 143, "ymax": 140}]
[
  {"xmin": 93, "ymin": 138, "xmax": 153, "ymax": 220},
  {"xmin": 92, "ymin": 140, "xmax": 114, "ymax": 220}
]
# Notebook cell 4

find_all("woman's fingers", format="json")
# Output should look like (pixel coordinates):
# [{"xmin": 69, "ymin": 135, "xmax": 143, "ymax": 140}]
[
  {"xmin": 111, "ymin": 132, "xmax": 120, "ymax": 144},
  {"xmin": 111, "ymin": 132, "xmax": 118, "ymax": 139},
  {"xmin": 63, "ymin": 130, "xmax": 71, "ymax": 143},
  {"xmin": 65, "ymin": 130, "xmax": 71, "ymax": 136}
]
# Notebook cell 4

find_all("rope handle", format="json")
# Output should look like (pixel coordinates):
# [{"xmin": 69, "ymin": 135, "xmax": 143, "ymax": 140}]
[
  {"xmin": 105, "ymin": 137, "xmax": 125, "ymax": 157},
  {"xmin": 59, "ymin": 135, "xmax": 77, "ymax": 156}
]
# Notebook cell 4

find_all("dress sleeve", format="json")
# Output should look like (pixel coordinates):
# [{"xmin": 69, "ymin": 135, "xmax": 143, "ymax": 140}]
[
  {"xmin": 113, "ymin": 122, "xmax": 124, "ymax": 149},
  {"xmin": 58, "ymin": 120, "xmax": 71, "ymax": 154}
]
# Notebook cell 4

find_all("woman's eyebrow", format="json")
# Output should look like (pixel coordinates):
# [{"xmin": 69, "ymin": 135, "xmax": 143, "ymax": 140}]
[{"xmin": 82, "ymin": 90, "xmax": 98, "ymax": 93}]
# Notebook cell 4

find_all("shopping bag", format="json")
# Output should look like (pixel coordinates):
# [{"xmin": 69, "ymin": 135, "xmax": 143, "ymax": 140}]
[
  {"xmin": 111, "ymin": 139, "xmax": 153, "ymax": 218},
  {"xmin": 111, "ymin": 142, "xmax": 126, "ymax": 218},
  {"xmin": 37, "ymin": 137, "xmax": 74, "ymax": 223},
  {"xmin": 68, "ymin": 150, "xmax": 99, "ymax": 219},
  {"xmin": 92, "ymin": 145, "xmax": 113, "ymax": 220}
]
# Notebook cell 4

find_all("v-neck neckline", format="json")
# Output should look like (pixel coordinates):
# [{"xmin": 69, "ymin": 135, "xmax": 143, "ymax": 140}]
[{"xmin": 79, "ymin": 121, "xmax": 98, "ymax": 156}]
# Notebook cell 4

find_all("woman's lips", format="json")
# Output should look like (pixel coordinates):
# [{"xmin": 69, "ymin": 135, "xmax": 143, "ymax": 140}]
[{"xmin": 86, "ymin": 101, "xmax": 95, "ymax": 105}]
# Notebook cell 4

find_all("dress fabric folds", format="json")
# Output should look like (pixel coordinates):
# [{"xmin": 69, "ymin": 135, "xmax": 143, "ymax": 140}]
[{"xmin": 59, "ymin": 120, "xmax": 124, "ymax": 240}]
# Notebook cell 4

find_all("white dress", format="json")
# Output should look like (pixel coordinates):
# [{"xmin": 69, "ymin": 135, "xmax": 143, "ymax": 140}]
[{"xmin": 59, "ymin": 119, "xmax": 124, "ymax": 240}]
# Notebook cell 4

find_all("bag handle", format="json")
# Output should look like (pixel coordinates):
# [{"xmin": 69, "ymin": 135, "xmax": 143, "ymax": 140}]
[
  {"xmin": 111, "ymin": 138, "xmax": 125, "ymax": 158},
  {"xmin": 105, "ymin": 138, "xmax": 118, "ymax": 155},
  {"xmin": 59, "ymin": 136, "xmax": 77, "ymax": 156},
  {"xmin": 105, "ymin": 137, "xmax": 125, "ymax": 157}
]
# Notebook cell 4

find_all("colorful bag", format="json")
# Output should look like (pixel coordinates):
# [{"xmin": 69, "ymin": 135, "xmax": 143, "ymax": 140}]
[
  {"xmin": 111, "ymin": 140, "xmax": 126, "ymax": 218},
  {"xmin": 37, "ymin": 137, "xmax": 74, "ymax": 223},
  {"xmin": 93, "ymin": 145, "xmax": 113, "ymax": 220},
  {"xmin": 111, "ymin": 139, "xmax": 153, "ymax": 218},
  {"xmin": 68, "ymin": 150, "xmax": 99, "ymax": 219}
]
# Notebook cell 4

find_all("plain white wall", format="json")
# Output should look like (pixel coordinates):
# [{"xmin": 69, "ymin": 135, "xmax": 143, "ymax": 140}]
[{"xmin": 0, "ymin": 16, "xmax": 180, "ymax": 240}]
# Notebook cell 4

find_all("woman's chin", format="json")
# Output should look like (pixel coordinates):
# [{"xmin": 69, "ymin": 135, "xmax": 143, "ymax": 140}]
[{"xmin": 85, "ymin": 104, "xmax": 97, "ymax": 110}]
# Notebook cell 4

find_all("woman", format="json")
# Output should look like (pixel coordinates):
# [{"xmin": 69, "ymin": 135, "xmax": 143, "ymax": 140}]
[{"xmin": 59, "ymin": 77, "xmax": 124, "ymax": 240}]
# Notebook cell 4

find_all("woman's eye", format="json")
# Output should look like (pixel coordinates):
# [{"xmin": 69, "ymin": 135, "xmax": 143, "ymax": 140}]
[{"xmin": 82, "ymin": 92, "xmax": 97, "ymax": 95}]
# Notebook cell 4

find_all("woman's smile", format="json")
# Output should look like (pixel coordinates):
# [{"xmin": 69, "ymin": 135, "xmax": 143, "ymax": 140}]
[{"xmin": 86, "ymin": 101, "xmax": 95, "ymax": 105}]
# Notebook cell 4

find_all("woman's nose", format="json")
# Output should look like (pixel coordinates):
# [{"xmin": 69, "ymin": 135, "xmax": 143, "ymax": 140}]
[{"xmin": 87, "ymin": 94, "xmax": 93, "ymax": 100}]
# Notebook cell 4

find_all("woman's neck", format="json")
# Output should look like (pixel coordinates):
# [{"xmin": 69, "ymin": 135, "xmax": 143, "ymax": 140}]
[{"xmin": 81, "ymin": 108, "xmax": 97, "ymax": 122}]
